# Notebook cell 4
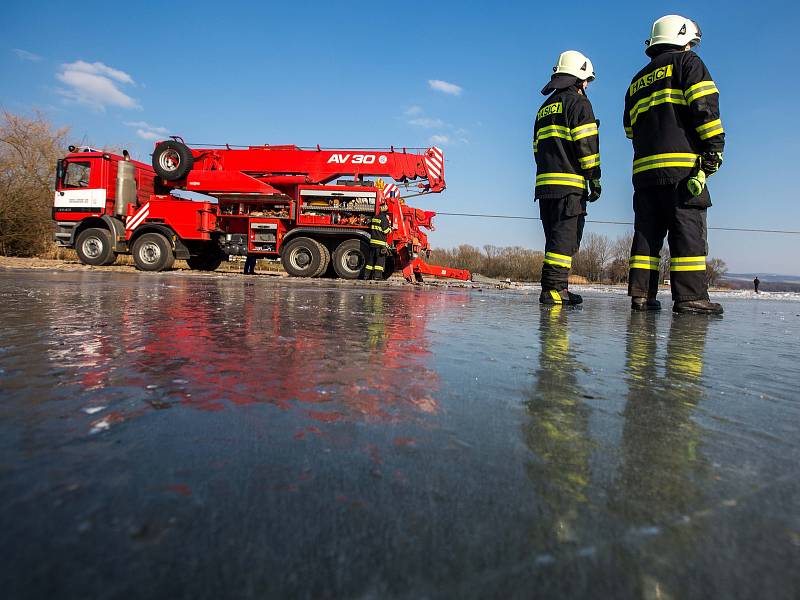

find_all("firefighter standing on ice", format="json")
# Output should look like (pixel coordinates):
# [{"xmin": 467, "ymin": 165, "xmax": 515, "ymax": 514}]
[
  {"xmin": 624, "ymin": 15, "xmax": 725, "ymax": 314},
  {"xmin": 533, "ymin": 50, "xmax": 601, "ymax": 305},
  {"xmin": 364, "ymin": 200, "xmax": 391, "ymax": 280}
]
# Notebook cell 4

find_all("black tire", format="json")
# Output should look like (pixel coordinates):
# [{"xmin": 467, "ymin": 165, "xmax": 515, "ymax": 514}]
[
  {"xmin": 131, "ymin": 233, "xmax": 175, "ymax": 272},
  {"xmin": 312, "ymin": 242, "xmax": 330, "ymax": 278},
  {"xmin": 281, "ymin": 237, "xmax": 322, "ymax": 277},
  {"xmin": 152, "ymin": 141, "xmax": 194, "ymax": 181},
  {"xmin": 75, "ymin": 228, "xmax": 115, "ymax": 266},
  {"xmin": 186, "ymin": 252, "xmax": 223, "ymax": 271},
  {"xmin": 332, "ymin": 238, "xmax": 369, "ymax": 280}
]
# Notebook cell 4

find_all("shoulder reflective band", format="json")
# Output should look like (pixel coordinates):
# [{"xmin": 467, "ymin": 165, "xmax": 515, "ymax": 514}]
[
  {"xmin": 578, "ymin": 153, "xmax": 600, "ymax": 170},
  {"xmin": 633, "ymin": 153, "xmax": 698, "ymax": 174},
  {"xmin": 624, "ymin": 126, "xmax": 633, "ymax": 139},
  {"xmin": 684, "ymin": 80, "xmax": 719, "ymax": 104},
  {"xmin": 544, "ymin": 252, "xmax": 572, "ymax": 268},
  {"xmin": 629, "ymin": 88, "xmax": 687, "ymax": 126},
  {"xmin": 549, "ymin": 290, "xmax": 563, "ymax": 304},
  {"xmin": 535, "ymin": 172, "xmax": 586, "ymax": 189},
  {"xmin": 571, "ymin": 122, "xmax": 598, "ymax": 141},
  {"xmin": 629, "ymin": 255, "xmax": 660, "ymax": 270},
  {"xmin": 696, "ymin": 118, "xmax": 724, "ymax": 140},
  {"xmin": 670, "ymin": 256, "xmax": 706, "ymax": 271}
]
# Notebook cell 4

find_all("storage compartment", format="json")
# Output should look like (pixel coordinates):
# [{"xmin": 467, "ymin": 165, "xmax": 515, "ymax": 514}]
[
  {"xmin": 248, "ymin": 219, "xmax": 284, "ymax": 253},
  {"xmin": 298, "ymin": 187, "xmax": 376, "ymax": 228}
]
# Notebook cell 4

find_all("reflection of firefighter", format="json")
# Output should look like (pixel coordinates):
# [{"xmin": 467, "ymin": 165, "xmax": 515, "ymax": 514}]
[
  {"xmin": 364, "ymin": 200, "xmax": 392, "ymax": 280},
  {"xmin": 609, "ymin": 312, "xmax": 713, "ymax": 596},
  {"xmin": 364, "ymin": 293, "xmax": 387, "ymax": 352},
  {"xmin": 524, "ymin": 306, "xmax": 592, "ymax": 547}
]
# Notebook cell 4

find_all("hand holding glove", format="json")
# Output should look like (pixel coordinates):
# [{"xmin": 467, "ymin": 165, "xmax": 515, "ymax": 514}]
[{"xmin": 588, "ymin": 178, "xmax": 602, "ymax": 202}]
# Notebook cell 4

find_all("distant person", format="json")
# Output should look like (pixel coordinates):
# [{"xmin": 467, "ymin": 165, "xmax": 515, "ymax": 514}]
[
  {"xmin": 533, "ymin": 50, "xmax": 601, "ymax": 306},
  {"xmin": 754, "ymin": 276, "xmax": 760, "ymax": 293},
  {"xmin": 243, "ymin": 254, "xmax": 257, "ymax": 275},
  {"xmin": 624, "ymin": 15, "xmax": 725, "ymax": 314},
  {"xmin": 364, "ymin": 200, "xmax": 392, "ymax": 280}
]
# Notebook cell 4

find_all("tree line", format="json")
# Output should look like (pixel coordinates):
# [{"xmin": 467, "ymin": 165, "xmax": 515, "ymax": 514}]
[{"xmin": 430, "ymin": 233, "xmax": 728, "ymax": 286}]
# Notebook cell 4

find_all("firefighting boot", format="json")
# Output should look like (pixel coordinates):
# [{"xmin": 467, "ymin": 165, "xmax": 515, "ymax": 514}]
[
  {"xmin": 631, "ymin": 297, "xmax": 662, "ymax": 311},
  {"xmin": 672, "ymin": 299, "xmax": 724, "ymax": 315},
  {"xmin": 540, "ymin": 289, "xmax": 583, "ymax": 306}
]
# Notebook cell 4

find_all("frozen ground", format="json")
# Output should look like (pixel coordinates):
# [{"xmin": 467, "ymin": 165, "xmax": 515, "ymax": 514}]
[{"xmin": 0, "ymin": 269, "xmax": 799, "ymax": 599}]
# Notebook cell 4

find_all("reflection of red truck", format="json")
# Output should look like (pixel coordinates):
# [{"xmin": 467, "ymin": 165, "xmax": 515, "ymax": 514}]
[{"xmin": 52, "ymin": 140, "xmax": 470, "ymax": 282}]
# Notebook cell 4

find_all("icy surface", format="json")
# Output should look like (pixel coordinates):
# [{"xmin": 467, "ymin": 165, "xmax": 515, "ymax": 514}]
[{"xmin": 0, "ymin": 270, "xmax": 799, "ymax": 599}]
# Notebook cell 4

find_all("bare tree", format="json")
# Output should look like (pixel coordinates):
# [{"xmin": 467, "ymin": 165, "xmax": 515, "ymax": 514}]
[
  {"xmin": 0, "ymin": 111, "xmax": 69, "ymax": 256},
  {"xmin": 706, "ymin": 257, "xmax": 728, "ymax": 287},
  {"xmin": 608, "ymin": 232, "xmax": 634, "ymax": 283},
  {"xmin": 573, "ymin": 233, "xmax": 611, "ymax": 282}
]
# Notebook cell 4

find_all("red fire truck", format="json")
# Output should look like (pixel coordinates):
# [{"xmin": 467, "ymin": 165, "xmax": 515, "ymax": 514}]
[{"xmin": 52, "ymin": 139, "xmax": 469, "ymax": 282}]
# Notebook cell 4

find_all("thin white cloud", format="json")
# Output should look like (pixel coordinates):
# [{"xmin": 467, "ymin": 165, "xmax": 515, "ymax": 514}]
[
  {"xmin": 66, "ymin": 60, "xmax": 135, "ymax": 84},
  {"xmin": 124, "ymin": 121, "xmax": 169, "ymax": 140},
  {"xmin": 13, "ymin": 48, "xmax": 42, "ymax": 62},
  {"xmin": 404, "ymin": 105, "xmax": 423, "ymax": 116},
  {"xmin": 428, "ymin": 79, "xmax": 462, "ymax": 96},
  {"xmin": 408, "ymin": 117, "xmax": 445, "ymax": 129},
  {"xmin": 429, "ymin": 134, "xmax": 450, "ymax": 145},
  {"xmin": 56, "ymin": 61, "xmax": 139, "ymax": 111}
]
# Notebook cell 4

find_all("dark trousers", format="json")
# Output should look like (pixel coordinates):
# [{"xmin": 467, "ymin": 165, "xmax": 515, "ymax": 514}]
[
  {"xmin": 364, "ymin": 245, "xmax": 386, "ymax": 279},
  {"xmin": 628, "ymin": 184, "xmax": 709, "ymax": 302},
  {"xmin": 243, "ymin": 255, "xmax": 257, "ymax": 274},
  {"xmin": 539, "ymin": 194, "xmax": 586, "ymax": 291}
]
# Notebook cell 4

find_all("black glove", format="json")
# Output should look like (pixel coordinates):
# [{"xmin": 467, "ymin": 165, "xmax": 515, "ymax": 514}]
[
  {"xmin": 588, "ymin": 178, "xmax": 601, "ymax": 202},
  {"xmin": 701, "ymin": 151, "xmax": 723, "ymax": 175}
]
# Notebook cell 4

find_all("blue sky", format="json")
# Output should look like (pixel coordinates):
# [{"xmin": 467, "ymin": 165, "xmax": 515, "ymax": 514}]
[{"xmin": 2, "ymin": 0, "xmax": 798, "ymax": 274}]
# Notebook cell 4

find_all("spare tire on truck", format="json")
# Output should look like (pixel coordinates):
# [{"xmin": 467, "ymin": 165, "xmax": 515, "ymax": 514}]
[{"xmin": 152, "ymin": 141, "xmax": 194, "ymax": 181}]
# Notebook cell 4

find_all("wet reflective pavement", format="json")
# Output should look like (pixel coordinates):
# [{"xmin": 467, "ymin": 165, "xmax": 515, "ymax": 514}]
[{"xmin": 1, "ymin": 270, "xmax": 799, "ymax": 599}]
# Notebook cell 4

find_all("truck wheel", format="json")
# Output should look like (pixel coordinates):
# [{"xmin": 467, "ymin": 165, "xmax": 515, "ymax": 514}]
[
  {"xmin": 281, "ymin": 237, "xmax": 322, "ymax": 277},
  {"xmin": 152, "ymin": 141, "xmax": 194, "ymax": 181},
  {"xmin": 312, "ymin": 242, "xmax": 330, "ymax": 278},
  {"xmin": 75, "ymin": 228, "xmax": 115, "ymax": 266},
  {"xmin": 186, "ymin": 253, "xmax": 223, "ymax": 271},
  {"xmin": 332, "ymin": 239, "xmax": 369, "ymax": 279},
  {"xmin": 132, "ymin": 233, "xmax": 175, "ymax": 272}
]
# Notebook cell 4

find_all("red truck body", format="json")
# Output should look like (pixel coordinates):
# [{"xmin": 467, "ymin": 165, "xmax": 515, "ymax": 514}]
[{"xmin": 52, "ymin": 141, "xmax": 469, "ymax": 282}]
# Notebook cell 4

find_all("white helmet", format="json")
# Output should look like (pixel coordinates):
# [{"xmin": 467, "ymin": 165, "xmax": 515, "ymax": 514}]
[
  {"xmin": 646, "ymin": 15, "xmax": 702, "ymax": 50},
  {"xmin": 553, "ymin": 50, "xmax": 595, "ymax": 81}
]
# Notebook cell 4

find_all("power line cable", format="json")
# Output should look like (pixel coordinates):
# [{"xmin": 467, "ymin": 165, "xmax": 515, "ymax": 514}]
[{"xmin": 436, "ymin": 212, "xmax": 800, "ymax": 235}]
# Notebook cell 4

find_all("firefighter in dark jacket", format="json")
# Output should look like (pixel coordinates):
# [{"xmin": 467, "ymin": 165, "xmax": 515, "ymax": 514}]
[
  {"xmin": 534, "ymin": 50, "xmax": 601, "ymax": 305},
  {"xmin": 624, "ymin": 15, "xmax": 725, "ymax": 314},
  {"xmin": 365, "ymin": 200, "xmax": 392, "ymax": 280}
]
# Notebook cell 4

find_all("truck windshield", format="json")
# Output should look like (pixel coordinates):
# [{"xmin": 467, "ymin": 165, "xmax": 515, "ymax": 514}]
[{"xmin": 63, "ymin": 161, "xmax": 91, "ymax": 188}]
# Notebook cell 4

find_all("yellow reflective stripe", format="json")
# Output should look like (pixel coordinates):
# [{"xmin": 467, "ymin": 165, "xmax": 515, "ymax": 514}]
[
  {"xmin": 670, "ymin": 256, "xmax": 706, "ymax": 271},
  {"xmin": 684, "ymin": 81, "xmax": 719, "ymax": 104},
  {"xmin": 364, "ymin": 265, "xmax": 374, "ymax": 270},
  {"xmin": 383, "ymin": 226, "xmax": 392, "ymax": 234},
  {"xmin": 536, "ymin": 172, "xmax": 586, "ymax": 189},
  {"xmin": 624, "ymin": 126, "xmax": 633, "ymax": 139},
  {"xmin": 696, "ymin": 118, "xmax": 724, "ymax": 140},
  {"xmin": 629, "ymin": 88, "xmax": 687, "ymax": 125},
  {"xmin": 544, "ymin": 252, "xmax": 572, "ymax": 268},
  {"xmin": 632, "ymin": 152, "xmax": 698, "ymax": 174},
  {"xmin": 549, "ymin": 290, "xmax": 563, "ymax": 304},
  {"xmin": 571, "ymin": 122, "xmax": 598, "ymax": 141},
  {"xmin": 370, "ymin": 239, "xmax": 387, "ymax": 247},
  {"xmin": 373, "ymin": 265, "xmax": 384, "ymax": 271},
  {"xmin": 538, "ymin": 124, "xmax": 571, "ymax": 135},
  {"xmin": 578, "ymin": 153, "xmax": 600, "ymax": 169},
  {"xmin": 629, "ymin": 255, "xmax": 660, "ymax": 270}
]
